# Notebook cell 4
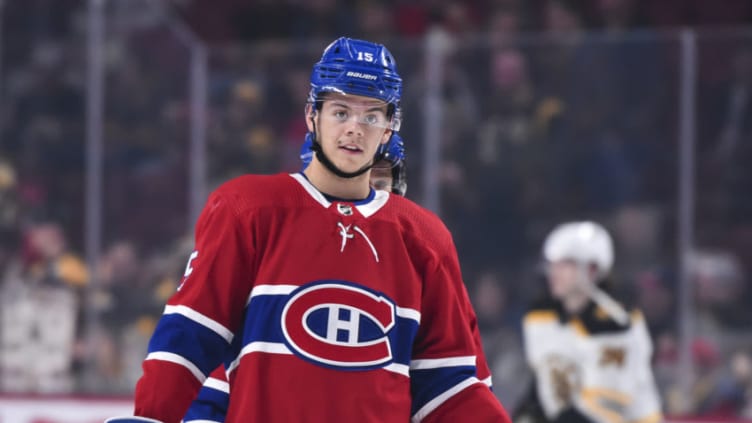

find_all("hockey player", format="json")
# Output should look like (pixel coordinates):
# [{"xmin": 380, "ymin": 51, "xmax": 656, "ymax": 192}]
[
  {"xmin": 181, "ymin": 132, "xmax": 409, "ymax": 423},
  {"xmin": 107, "ymin": 37, "xmax": 509, "ymax": 423},
  {"xmin": 514, "ymin": 221, "xmax": 663, "ymax": 423}
]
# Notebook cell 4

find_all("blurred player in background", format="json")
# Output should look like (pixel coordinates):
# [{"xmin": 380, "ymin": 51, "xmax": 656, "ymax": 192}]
[
  {"xmin": 182, "ymin": 132, "xmax": 408, "ymax": 423},
  {"xmin": 107, "ymin": 37, "xmax": 508, "ymax": 423},
  {"xmin": 514, "ymin": 221, "xmax": 663, "ymax": 423}
]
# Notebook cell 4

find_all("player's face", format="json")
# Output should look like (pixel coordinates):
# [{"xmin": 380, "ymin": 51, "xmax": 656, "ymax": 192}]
[
  {"xmin": 370, "ymin": 160, "xmax": 393, "ymax": 192},
  {"xmin": 546, "ymin": 260, "xmax": 581, "ymax": 299},
  {"xmin": 308, "ymin": 93, "xmax": 393, "ymax": 174}
]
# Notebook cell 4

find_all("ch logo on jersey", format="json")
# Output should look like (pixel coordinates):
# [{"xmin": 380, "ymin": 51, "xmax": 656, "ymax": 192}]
[{"xmin": 281, "ymin": 281, "xmax": 395, "ymax": 370}]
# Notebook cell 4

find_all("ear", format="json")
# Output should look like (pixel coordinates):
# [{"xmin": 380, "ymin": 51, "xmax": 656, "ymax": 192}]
[
  {"xmin": 305, "ymin": 103, "xmax": 316, "ymax": 133},
  {"xmin": 588, "ymin": 263, "xmax": 600, "ymax": 282},
  {"xmin": 380, "ymin": 129, "xmax": 393, "ymax": 145}
]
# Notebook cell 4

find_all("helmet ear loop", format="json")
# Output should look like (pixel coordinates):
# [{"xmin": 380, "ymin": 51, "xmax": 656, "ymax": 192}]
[
  {"xmin": 305, "ymin": 102, "xmax": 318, "ymax": 138},
  {"xmin": 310, "ymin": 113, "xmax": 318, "ymax": 144},
  {"xmin": 374, "ymin": 130, "xmax": 394, "ymax": 163},
  {"xmin": 310, "ymin": 115, "xmax": 326, "ymax": 164},
  {"xmin": 306, "ymin": 104, "xmax": 325, "ymax": 166}
]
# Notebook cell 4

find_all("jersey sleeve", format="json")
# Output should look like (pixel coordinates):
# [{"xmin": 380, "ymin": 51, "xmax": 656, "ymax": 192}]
[
  {"xmin": 409, "ymin": 231, "xmax": 510, "ymax": 423},
  {"xmin": 625, "ymin": 312, "xmax": 663, "ymax": 423},
  {"xmin": 183, "ymin": 366, "xmax": 230, "ymax": 423},
  {"xmin": 134, "ymin": 192, "xmax": 255, "ymax": 423}
]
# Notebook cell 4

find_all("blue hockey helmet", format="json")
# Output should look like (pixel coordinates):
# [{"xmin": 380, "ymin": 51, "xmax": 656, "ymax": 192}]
[
  {"xmin": 382, "ymin": 132, "xmax": 405, "ymax": 168},
  {"xmin": 300, "ymin": 132, "xmax": 315, "ymax": 170},
  {"xmin": 383, "ymin": 134, "xmax": 407, "ymax": 196},
  {"xmin": 309, "ymin": 37, "xmax": 403, "ymax": 131}
]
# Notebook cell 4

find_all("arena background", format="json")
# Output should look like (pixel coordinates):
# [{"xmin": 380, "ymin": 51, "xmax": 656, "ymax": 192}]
[{"xmin": 1, "ymin": 0, "xmax": 751, "ymax": 421}]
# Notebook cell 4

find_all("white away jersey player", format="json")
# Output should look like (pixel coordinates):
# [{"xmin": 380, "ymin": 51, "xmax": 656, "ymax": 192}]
[
  {"xmin": 134, "ymin": 173, "xmax": 508, "ymax": 423},
  {"xmin": 521, "ymin": 300, "xmax": 663, "ymax": 423}
]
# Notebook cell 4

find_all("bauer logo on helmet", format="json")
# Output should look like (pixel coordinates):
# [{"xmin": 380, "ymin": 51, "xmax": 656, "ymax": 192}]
[{"xmin": 346, "ymin": 71, "xmax": 378, "ymax": 81}]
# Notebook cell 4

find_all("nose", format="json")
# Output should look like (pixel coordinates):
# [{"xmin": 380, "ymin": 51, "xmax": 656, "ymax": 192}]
[{"xmin": 344, "ymin": 115, "xmax": 365, "ymax": 136}]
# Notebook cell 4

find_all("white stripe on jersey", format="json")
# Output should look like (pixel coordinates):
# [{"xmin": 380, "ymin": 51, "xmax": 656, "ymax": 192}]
[
  {"xmin": 145, "ymin": 351, "xmax": 206, "ymax": 384},
  {"xmin": 396, "ymin": 306, "xmax": 421, "ymax": 323},
  {"xmin": 411, "ymin": 376, "xmax": 480, "ymax": 422},
  {"xmin": 164, "ymin": 305, "xmax": 234, "ymax": 344},
  {"xmin": 203, "ymin": 376, "xmax": 230, "ymax": 393},
  {"xmin": 290, "ymin": 173, "xmax": 331, "ymax": 208},
  {"xmin": 247, "ymin": 284, "xmax": 299, "ymax": 305},
  {"xmin": 410, "ymin": 355, "xmax": 476, "ymax": 370},
  {"xmin": 227, "ymin": 342, "xmax": 293, "ymax": 374},
  {"xmin": 223, "ymin": 340, "xmax": 413, "ymax": 378},
  {"xmin": 384, "ymin": 363, "xmax": 410, "ymax": 376}
]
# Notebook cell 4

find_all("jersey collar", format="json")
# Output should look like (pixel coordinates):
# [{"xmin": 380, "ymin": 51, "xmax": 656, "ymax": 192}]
[{"xmin": 290, "ymin": 173, "xmax": 389, "ymax": 218}]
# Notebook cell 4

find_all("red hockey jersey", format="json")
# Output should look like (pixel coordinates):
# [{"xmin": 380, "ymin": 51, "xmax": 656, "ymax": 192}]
[{"xmin": 134, "ymin": 173, "xmax": 509, "ymax": 423}]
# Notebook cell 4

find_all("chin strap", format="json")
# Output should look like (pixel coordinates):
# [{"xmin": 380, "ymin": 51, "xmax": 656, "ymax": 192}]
[
  {"xmin": 311, "ymin": 138, "xmax": 373, "ymax": 178},
  {"xmin": 308, "ymin": 108, "xmax": 389, "ymax": 178}
]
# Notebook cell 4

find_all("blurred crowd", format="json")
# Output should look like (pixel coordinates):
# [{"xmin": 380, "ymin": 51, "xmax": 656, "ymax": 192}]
[{"xmin": 1, "ymin": 0, "xmax": 752, "ymax": 418}]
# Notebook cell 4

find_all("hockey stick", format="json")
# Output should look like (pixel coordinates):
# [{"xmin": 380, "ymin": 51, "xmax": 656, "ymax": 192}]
[{"xmin": 586, "ymin": 285, "xmax": 630, "ymax": 326}]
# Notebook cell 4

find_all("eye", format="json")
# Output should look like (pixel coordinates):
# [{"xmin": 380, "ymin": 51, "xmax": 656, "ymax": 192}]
[
  {"xmin": 363, "ymin": 113, "xmax": 384, "ymax": 126},
  {"xmin": 334, "ymin": 110, "xmax": 348, "ymax": 121}
]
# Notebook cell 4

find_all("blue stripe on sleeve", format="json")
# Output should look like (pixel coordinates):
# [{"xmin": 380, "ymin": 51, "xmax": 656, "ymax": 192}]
[
  {"xmin": 244, "ymin": 295, "xmax": 288, "ymax": 344},
  {"xmin": 148, "ymin": 313, "xmax": 229, "ymax": 376},
  {"xmin": 410, "ymin": 365, "xmax": 477, "ymax": 415},
  {"xmin": 388, "ymin": 318, "xmax": 419, "ymax": 366},
  {"xmin": 183, "ymin": 384, "xmax": 229, "ymax": 422}
]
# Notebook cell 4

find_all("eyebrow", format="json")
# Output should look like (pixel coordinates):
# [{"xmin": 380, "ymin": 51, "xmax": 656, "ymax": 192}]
[{"xmin": 330, "ymin": 101, "xmax": 386, "ymax": 113}]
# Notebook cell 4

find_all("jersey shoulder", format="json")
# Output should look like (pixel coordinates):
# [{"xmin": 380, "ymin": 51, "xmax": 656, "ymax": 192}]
[
  {"xmin": 213, "ymin": 173, "xmax": 292, "ymax": 198},
  {"xmin": 522, "ymin": 295, "xmax": 642, "ymax": 336},
  {"xmin": 522, "ymin": 296, "xmax": 563, "ymax": 326},
  {"xmin": 210, "ymin": 173, "xmax": 301, "ymax": 211},
  {"xmin": 386, "ymin": 195, "xmax": 454, "ymax": 249},
  {"xmin": 580, "ymin": 298, "xmax": 646, "ymax": 336}
]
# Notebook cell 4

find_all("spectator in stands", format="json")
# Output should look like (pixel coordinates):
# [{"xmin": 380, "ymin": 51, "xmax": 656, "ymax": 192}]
[
  {"xmin": 703, "ymin": 349, "xmax": 752, "ymax": 417},
  {"xmin": 0, "ymin": 159, "xmax": 20, "ymax": 274},
  {"xmin": 0, "ymin": 221, "xmax": 84, "ymax": 393}
]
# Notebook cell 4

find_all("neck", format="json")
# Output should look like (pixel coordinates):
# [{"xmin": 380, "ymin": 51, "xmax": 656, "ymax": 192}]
[
  {"xmin": 562, "ymin": 291, "xmax": 589, "ymax": 315},
  {"xmin": 303, "ymin": 161, "xmax": 371, "ymax": 200}
]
